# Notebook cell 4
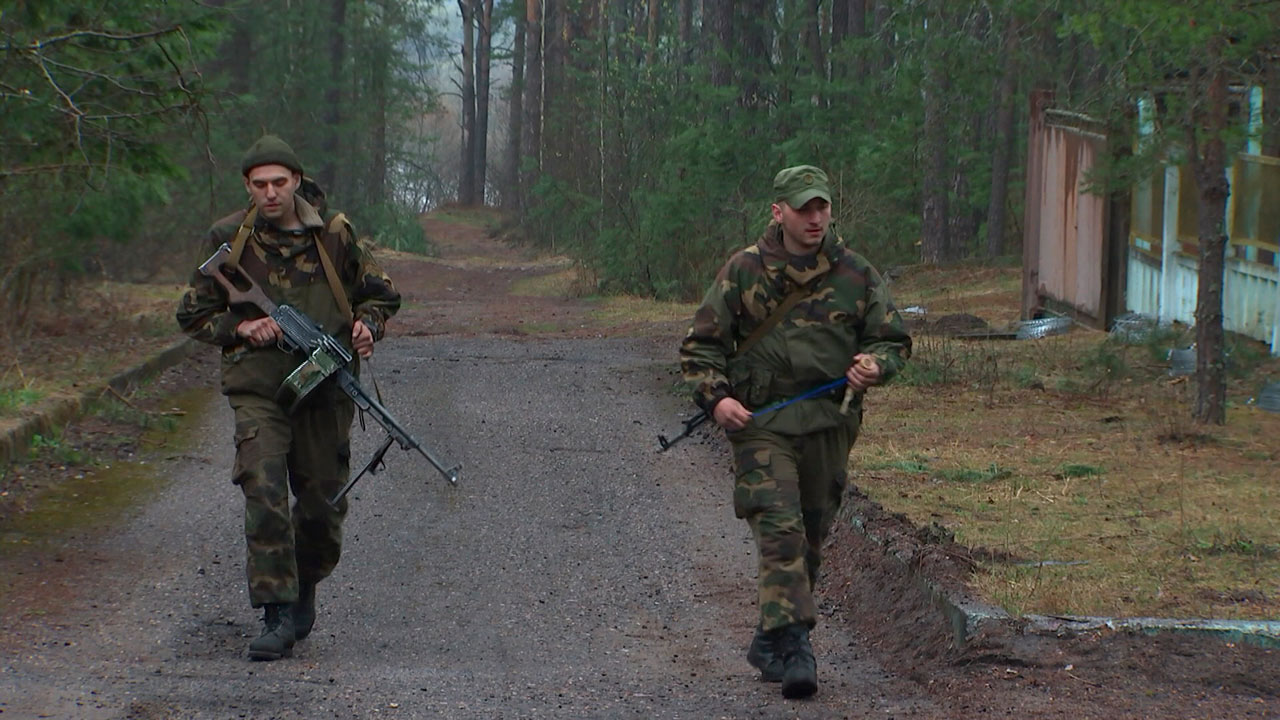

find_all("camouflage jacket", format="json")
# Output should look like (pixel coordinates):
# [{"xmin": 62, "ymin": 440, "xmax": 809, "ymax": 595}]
[
  {"xmin": 176, "ymin": 195, "xmax": 401, "ymax": 398},
  {"xmin": 679, "ymin": 222, "xmax": 912, "ymax": 435}
]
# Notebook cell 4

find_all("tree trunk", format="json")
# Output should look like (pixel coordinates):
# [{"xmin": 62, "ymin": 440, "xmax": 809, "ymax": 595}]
[
  {"xmin": 458, "ymin": 0, "xmax": 476, "ymax": 205},
  {"xmin": 919, "ymin": 2, "xmax": 950, "ymax": 264},
  {"xmin": 474, "ymin": 0, "xmax": 494, "ymax": 204},
  {"xmin": 706, "ymin": 0, "xmax": 734, "ymax": 88},
  {"xmin": 1264, "ymin": 54, "xmax": 1280, "ymax": 157},
  {"xmin": 986, "ymin": 15, "xmax": 1018, "ymax": 258},
  {"xmin": 320, "ymin": 0, "xmax": 347, "ymax": 198},
  {"xmin": 1188, "ymin": 59, "xmax": 1230, "ymax": 425},
  {"xmin": 678, "ymin": 0, "xmax": 692, "ymax": 56},
  {"xmin": 369, "ymin": 0, "xmax": 391, "ymax": 209},
  {"xmin": 805, "ymin": 0, "xmax": 824, "ymax": 79},
  {"xmin": 850, "ymin": 0, "xmax": 867, "ymax": 77},
  {"xmin": 871, "ymin": 0, "xmax": 893, "ymax": 79},
  {"xmin": 523, "ymin": 0, "xmax": 543, "ymax": 183},
  {"xmin": 739, "ymin": 0, "xmax": 770, "ymax": 110},
  {"xmin": 779, "ymin": 0, "xmax": 795, "ymax": 111},
  {"xmin": 831, "ymin": 1, "xmax": 866, "ymax": 99},
  {"xmin": 504, "ymin": 0, "xmax": 526, "ymax": 209},
  {"xmin": 541, "ymin": 0, "xmax": 567, "ymax": 181},
  {"xmin": 206, "ymin": 0, "xmax": 252, "ymax": 97},
  {"xmin": 832, "ymin": 0, "xmax": 848, "ymax": 49},
  {"xmin": 646, "ymin": 0, "xmax": 660, "ymax": 65}
]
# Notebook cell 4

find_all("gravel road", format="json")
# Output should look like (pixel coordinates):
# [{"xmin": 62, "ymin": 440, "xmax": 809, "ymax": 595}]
[{"xmin": 0, "ymin": 335, "xmax": 940, "ymax": 719}]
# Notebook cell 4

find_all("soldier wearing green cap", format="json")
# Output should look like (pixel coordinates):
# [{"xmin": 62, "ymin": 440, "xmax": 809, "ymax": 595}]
[
  {"xmin": 680, "ymin": 164, "xmax": 911, "ymax": 699},
  {"xmin": 177, "ymin": 135, "xmax": 401, "ymax": 661}
]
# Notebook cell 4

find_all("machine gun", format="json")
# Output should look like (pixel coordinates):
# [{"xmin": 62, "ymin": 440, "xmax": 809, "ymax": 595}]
[{"xmin": 199, "ymin": 243, "xmax": 461, "ymax": 506}]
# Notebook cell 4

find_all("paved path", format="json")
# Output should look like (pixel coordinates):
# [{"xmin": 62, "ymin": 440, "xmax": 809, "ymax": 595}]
[{"xmin": 0, "ymin": 335, "xmax": 937, "ymax": 719}]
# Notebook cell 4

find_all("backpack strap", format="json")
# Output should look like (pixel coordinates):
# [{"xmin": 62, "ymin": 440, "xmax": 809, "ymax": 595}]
[
  {"xmin": 226, "ymin": 205, "xmax": 258, "ymax": 269},
  {"xmin": 314, "ymin": 212, "xmax": 354, "ymax": 320},
  {"xmin": 733, "ymin": 285, "xmax": 810, "ymax": 358}
]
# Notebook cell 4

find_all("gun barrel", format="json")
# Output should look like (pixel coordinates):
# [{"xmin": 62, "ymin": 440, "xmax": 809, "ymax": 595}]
[
  {"xmin": 337, "ymin": 369, "xmax": 461, "ymax": 486},
  {"xmin": 413, "ymin": 444, "xmax": 461, "ymax": 484}
]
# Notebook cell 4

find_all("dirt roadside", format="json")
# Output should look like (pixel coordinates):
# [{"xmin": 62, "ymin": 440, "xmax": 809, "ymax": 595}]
[{"xmin": 0, "ymin": 209, "xmax": 1276, "ymax": 718}]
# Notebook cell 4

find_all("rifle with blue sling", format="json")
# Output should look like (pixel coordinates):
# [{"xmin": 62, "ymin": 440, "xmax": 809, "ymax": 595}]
[
  {"xmin": 660, "ymin": 284, "xmax": 834, "ymax": 451},
  {"xmin": 198, "ymin": 243, "xmax": 461, "ymax": 505},
  {"xmin": 658, "ymin": 378, "xmax": 849, "ymax": 451}
]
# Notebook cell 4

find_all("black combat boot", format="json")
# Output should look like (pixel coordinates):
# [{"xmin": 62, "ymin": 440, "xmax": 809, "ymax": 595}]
[
  {"xmin": 292, "ymin": 581, "xmax": 317, "ymax": 641},
  {"xmin": 746, "ymin": 625, "xmax": 785, "ymax": 682},
  {"xmin": 778, "ymin": 623, "xmax": 817, "ymax": 699},
  {"xmin": 247, "ymin": 603, "xmax": 296, "ymax": 661}
]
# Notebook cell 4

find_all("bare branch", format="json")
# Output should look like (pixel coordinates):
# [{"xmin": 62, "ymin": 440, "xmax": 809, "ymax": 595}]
[
  {"xmin": 0, "ymin": 163, "xmax": 96, "ymax": 178},
  {"xmin": 1, "ymin": 26, "xmax": 185, "ymax": 52},
  {"xmin": 37, "ymin": 56, "xmax": 163, "ymax": 99}
]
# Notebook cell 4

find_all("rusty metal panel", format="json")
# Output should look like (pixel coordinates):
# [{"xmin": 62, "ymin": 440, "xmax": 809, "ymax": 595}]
[
  {"xmin": 1024, "ymin": 99, "xmax": 1109, "ymax": 326},
  {"xmin": 1022, "ymin": 91, "xmax": 1050, "ymax": 320},
  {"xmin": 1073, "ymin": 138, "xmax": 1107, "ymax": 320}
]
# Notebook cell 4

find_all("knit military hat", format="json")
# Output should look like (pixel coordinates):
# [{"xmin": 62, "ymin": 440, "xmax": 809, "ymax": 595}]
[
  {"xmin": 240, "ymin": 134, "xmax": 303, "ymax": 176},
  {"xmin": 773, "ymin": 165, "xmax": 831, "ymax": 208}
]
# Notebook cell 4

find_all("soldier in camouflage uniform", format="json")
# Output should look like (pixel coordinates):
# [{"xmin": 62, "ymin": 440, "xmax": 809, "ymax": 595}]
[
  {"xmin": 680, "ymin": 165, "xmax": 911, "ymax": 699},
  {"xmin": 177, "ymin": 135, "xmax": 401, "ymax": 661}
]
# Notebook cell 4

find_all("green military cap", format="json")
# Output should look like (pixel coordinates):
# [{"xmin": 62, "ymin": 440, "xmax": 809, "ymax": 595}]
[
  {"xmin": 773, "ymin": 165, "xmax": 831, "ymax": 208},
  {"xmin": 241, "ymin": 134, "xmax": 303, "ymax": 176}
]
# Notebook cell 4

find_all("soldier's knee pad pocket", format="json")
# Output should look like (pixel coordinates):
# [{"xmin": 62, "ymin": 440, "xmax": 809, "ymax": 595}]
[
  {"xmin": 231, "ymin": 423, "xmax": 260, "ymax": 486},
  {"xmin": 732, "ymin": 451, "xmax": 776, "ymax": 519}
]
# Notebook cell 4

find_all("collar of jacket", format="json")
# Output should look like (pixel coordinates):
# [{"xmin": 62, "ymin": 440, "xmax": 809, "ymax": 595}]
[
  {"xmin": 757, "ymin": 222, "xmax": 841, "ymax": 290},
  {"xmin": 252, "ymin": 194, "xmax": 326, "ymax": 235},
  {"xmin": 249, "ymin": 195, "xmax": 328, "ymax": 259}
]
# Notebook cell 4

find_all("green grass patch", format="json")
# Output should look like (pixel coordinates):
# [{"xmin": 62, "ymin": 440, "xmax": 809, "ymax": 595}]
[
  {"xmin": 1185, "ymin": 526, "xmax": 1280, "ymax": 558},
  {"xmin": 934, "ymin": 463, "xmax": 1014, "ymax": 483},
  {"xmin": 1058, "ymin": 463, "xmax": 1103, "ymax": 479},
  {"xmin": 865, "ymin": 459, "xmax": 931, "ymax": 474},
  {"xmin": 28, "ymin": 431, "xmax": 86, "ymax": 465},
  {"xmin": 0, "ymin": 387, "xmax": 44, "ymax": 411},
  {"xmin": 88, "ymin": 397, "xmax": 179, "ymax": 432}
]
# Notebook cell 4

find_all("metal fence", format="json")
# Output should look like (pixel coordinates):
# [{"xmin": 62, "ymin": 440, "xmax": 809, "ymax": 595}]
[{"xmin": 1127, "ymin": 155, "xmax": 1280, "ymax": 354}]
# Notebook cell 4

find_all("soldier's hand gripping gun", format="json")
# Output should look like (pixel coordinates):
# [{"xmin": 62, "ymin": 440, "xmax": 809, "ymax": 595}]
[{"xmin": 199, "ymin": 243, "xmax": 461, "ymax": 505}]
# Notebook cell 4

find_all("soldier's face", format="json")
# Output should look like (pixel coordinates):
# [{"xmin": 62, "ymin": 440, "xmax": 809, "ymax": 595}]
[
  {"xmin": 772, "ymin": 197, "xmax": 831, "ymax": 255},
  {"xmin": 244, "ymin": 165, "xmax": 301, "ymax": 223}
]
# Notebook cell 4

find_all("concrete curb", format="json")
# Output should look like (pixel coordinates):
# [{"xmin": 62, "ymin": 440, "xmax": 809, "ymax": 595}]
[
  {"xmin": 845, "ymin": 512, "xmax": 1280, "ymax": 651},
  {"xmin": 1023, "ymin": 614, "xmax": 1280, "ymax": 650},
  {"xmin": 0, "ymin": 337, "xmax": 202, "ymax": 469}
]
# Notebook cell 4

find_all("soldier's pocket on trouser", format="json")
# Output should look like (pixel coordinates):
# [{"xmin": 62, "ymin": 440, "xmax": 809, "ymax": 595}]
[
  {"xmin": 231, "ymin": 423, "xmax": 260, "ymax": 486},
  {"xmin": 732, "ymin": 440, "xmax": 797, "ymax": 520}
]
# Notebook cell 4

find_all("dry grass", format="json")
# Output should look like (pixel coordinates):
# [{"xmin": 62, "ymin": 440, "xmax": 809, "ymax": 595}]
[
  {"xmin": 510, "ymin": 268, "xmax": 584, "ymax": 297},
  {"xmin": 0, "ymin": 281, "xmax": 183, "ymax": 418},
  {"xmin": 856, "ymin": 265, "xmax": 1280, "ymax": 621},
  {"xmin": 589, "ymin": 295, "xmax": 698, "ymax": 327}
]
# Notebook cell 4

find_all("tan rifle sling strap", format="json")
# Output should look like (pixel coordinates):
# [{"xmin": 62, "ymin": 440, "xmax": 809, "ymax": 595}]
[
  {"xmin": 313, "ymin": 212, "xmax": 355, "ymax": 321},
  {"xmin": 733, "ymin": 285, "xmax": 810, "ymax": 359},
  {"xmin": 226, "ymin": 205, "xmax": 258, "ymax": 270},
  {"xmin": 313, "ymin": 213, "xmax": 384, "ymax": 407}
]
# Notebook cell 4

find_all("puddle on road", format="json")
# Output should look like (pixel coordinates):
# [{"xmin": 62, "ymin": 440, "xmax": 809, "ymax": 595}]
[{"xmin": 0, "ymin": 386, "xmax": 215, "ymax": 548}]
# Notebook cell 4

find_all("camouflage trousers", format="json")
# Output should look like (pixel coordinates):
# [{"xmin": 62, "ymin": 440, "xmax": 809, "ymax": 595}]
[
  {"xmin": 228, "ymin": 385, "xmax": 354, "ymax": 608},
  {"xmin": 730, "ymin": 423, "xmax": 858, "ymax": 632}
]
